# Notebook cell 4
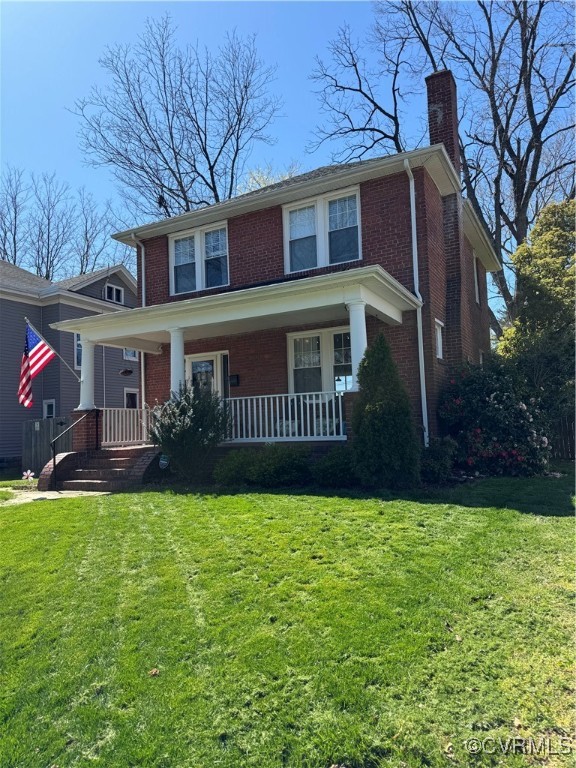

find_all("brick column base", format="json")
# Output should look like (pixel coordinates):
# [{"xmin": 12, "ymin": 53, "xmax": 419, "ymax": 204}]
[
  {"xmin": 71, "ymin": 409, "xmax": 101, "ymax": 452},
  {"xmin": 342, "ymin": 392, "xmax": 360, "ymax": 442}
]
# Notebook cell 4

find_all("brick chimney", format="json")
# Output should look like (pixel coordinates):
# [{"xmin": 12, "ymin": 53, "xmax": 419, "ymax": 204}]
[{"xmin": 425, "ymin": 70, "xmax": 460, "ymax": 175}]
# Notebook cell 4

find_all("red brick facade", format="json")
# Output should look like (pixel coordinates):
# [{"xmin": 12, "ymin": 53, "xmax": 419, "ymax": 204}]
[{"xmin": 136, "ymin": 69, "xmax": 491, "ymax": 442}]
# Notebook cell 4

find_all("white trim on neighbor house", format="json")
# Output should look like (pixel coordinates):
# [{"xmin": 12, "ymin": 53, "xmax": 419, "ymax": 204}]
[
  {"xmin": 282, "ymin": 187, "xmax": 362, "ymax": 275},
  {"xmin": 123, "ymin": 388, "xmax": 140, "ymax": 409},
  {"xmin": 168, "ymin": 221, "xmax": 230, "ymax": 296},
  {"xmin": 104, "ymin": 282, "xmax": 124, "ymax": 304},
  {"xmin": 435, "ymin": 319, "xmax": 445, "ymax": 360},
  {"xmin": 123, "ymin": 348, "xmax": 139, "ymax": 361},
  {"xmin": 43, "ymin": 399, "xmax": 56, "ymax": 419}
]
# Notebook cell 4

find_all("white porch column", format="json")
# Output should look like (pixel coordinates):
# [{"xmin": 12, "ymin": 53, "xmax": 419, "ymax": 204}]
[
  {"xmin": 169, "ymin": 327, "xmax": 185, "ymax": 396},
  {"xmin": 347, "ymin": 300, "xmax": 368, "ymax": 391},
  {"xmin": 77, "ymin": 337, "xmax": 96, "ymax": 410}
]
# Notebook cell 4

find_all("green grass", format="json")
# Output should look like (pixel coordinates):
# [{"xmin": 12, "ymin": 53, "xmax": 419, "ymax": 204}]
[{"xmin": 0, "ymin": 470, "xmax": 573, "ymax": 767}]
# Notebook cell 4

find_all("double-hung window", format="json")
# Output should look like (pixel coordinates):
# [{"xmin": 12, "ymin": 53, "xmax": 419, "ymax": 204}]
[
  {"xmin": 170, "ymin": 223, "xmax": 229, "ymax": 295},
  {"xmin": 284, "ymin": 188, "xmax": 360, "ymax": 274},
  {"xmin": 289, "ymin": 328, "xmax": 353, "ymax": 394}
]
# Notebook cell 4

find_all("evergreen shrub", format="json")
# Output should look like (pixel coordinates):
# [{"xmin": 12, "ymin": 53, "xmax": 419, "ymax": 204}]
[{"xmin": 352, "ymin": 334, "xmax": 420, "ymax": 488}]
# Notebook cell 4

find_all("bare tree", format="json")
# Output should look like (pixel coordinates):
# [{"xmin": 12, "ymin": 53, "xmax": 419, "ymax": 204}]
[
  {"xmin": 73, "ymin": 188, "xmax": 115, "ymax": 275},
  {"xmin": 312, "ymin": 1, "xmax": 575, "ymax": 333},
  {"xmin": 74, "ymin": 16, "xmax": 281, "ymax": 219},
  {"xmin": 0, "ymin": 167, "xmax": 30, "ymax": 265},
  {"xmin": 236, "ymin": 160, "xmax": 302, "ymax": 194},
  {"xmin": 27, "ymin": 173, "xmax": 76, "ymax": 281}
]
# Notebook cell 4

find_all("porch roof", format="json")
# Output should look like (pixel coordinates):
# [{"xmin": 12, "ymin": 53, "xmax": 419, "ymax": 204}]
[{"xmin": 50, "ymin": 265, "xmax": 421, "ymax": 354}]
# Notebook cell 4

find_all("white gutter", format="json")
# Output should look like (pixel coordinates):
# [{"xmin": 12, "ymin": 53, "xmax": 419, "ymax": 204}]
[
  {"xmin": 132, "ymin": 234, "xmax": 146, "ymax": 405},
  {"xmin": 404, "ymin": 159, "xmax": 430, "ymax": 447}
]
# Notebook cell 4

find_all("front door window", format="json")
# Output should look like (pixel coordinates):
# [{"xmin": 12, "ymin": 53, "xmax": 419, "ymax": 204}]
[{"xmin": 191, "ymin": 360, "xmax": 215, "ymax": 392}]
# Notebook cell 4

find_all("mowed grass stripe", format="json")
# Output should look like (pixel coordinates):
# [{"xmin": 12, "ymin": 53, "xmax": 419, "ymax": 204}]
[{"xmin": 0, "ymin": 475, "xmax": 573, "ymax": 767}]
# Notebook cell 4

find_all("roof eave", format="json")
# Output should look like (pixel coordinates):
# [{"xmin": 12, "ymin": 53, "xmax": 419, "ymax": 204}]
[{"xmin": 112, "ymin": 145, "xmax": 461, "ymax": 246}]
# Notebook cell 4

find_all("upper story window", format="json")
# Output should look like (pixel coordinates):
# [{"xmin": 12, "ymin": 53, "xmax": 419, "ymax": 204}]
[
  {"xmin": 123, "ymin": 348, "xmax": 138, "ymax": 362},
  {"xmin": 74, "ymin": 333, "xmax": 82, "ymax": 370},
  {"xmin": 170, "ymin": 223, "xmax": 229, "ymax": 295},
  {"xmin": 105, "ymin": 283, "xmax": 124, "ymax": 304},
  {"xmin": 284, "ymin": 189, "xmax": 361, "ymax": 274}
]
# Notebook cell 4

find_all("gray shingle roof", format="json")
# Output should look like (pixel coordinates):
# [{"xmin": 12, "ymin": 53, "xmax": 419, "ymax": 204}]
[
  {"xmin": 51, "ymin": 265, "xmax": 124, "ymax": 291},
  {"xmin": 0, "ymin": 261, "xmax": 52, "ymax": 295}
]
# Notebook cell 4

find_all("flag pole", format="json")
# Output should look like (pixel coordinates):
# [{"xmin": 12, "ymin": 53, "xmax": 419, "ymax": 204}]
[{"xmin": 24, "ymin": 317, "xmax": 81, "ymax": 383}]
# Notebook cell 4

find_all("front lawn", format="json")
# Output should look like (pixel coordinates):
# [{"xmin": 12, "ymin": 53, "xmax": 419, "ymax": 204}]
[{"xmin": 0, "ymin": 471, "xmax": 573, "ymax": 767}]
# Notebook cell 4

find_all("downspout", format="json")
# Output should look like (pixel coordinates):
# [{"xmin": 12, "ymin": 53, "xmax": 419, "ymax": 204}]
[
  {"xmin": 132, "ymin": 234, "xmax": 146, "ymax": 407},
  {"xmin": 404, "ymin": 159, "xmax": 430, "ymax": 447}
]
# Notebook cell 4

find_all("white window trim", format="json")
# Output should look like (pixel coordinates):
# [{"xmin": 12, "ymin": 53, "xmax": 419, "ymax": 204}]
[
  {"xmin": 169, "ymin": 221, "xmax": 230, "ymax": 296},
  {"xmin": 124, "ymin": 388, "xmax": 140, "ymax": 409},
  {"xmin": 43, "ymin": 399, "xmax": 56, "ymax": 419},
  {"xmin": 184, "ymin": 350, "xmax": 229, "ymax": 397},
  {"xmin": 123, "ymin": 348, "xmax": 139, "ymax": 361},
  {"xmin": 287, "ymin": 326, "xmax": 351, "ymax": 393},
  {"xmin": 105, "ymin": 282, "xmax": 124, "ymax": 304},
  {"xmin": 435, "ymin": 319, "xmax": 445, "ymax": 360},
  {"xmin": 473, "ymin": 253, "xmax": 480, "ymax": 304},
  {"xmin": 74, "ymin": 333, "xmax": 82, "ymax": 370},
  {"xmin": 283, "ymin": 187, "xmax": 362, "ymax": 275}
]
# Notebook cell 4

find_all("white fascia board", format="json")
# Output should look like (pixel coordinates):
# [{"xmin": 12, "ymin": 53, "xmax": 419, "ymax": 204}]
[
  {"xmin": 112, "ymin": 146, "xmax": 461, "ymax": 245},
  {"xmin": 43, "ymin": 265, "xmax": 137, "ymax": 294},
  {"xmin": 50, "ymin": 266, "xmax": 420, "ymax": 342},
  {"xmin": 462, "ymin": 200, "xmax": 501, "ymax": 272},
  {"xmin": 0, "ymin": 288, "xmax": 126, "ymax": 314}
]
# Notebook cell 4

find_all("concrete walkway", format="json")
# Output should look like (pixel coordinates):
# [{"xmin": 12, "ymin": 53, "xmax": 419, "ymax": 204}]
[{"xmin": 0, "ymin": 488, "xmax": 110, "ymax": 506}]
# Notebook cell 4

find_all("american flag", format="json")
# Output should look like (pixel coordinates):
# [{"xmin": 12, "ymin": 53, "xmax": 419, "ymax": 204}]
[{"xmin": 18, "ymin": 322, "xmax": 57, "ymax": 408}]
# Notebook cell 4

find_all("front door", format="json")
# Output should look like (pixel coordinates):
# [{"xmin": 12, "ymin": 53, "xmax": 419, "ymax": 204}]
[{"xmin": 185, "ymin": 352, "xmax": 229, "ymax": 397}]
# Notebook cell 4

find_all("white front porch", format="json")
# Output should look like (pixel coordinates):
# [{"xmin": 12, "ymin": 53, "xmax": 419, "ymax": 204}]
[{"xmin": 52, "ymin": 265, "xmax": 421, "ymax": 430}]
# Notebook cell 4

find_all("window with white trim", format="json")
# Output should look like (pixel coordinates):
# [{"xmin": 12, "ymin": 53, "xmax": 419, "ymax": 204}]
[
  {"xmin": 473, "ymin": 254, "xmax": 481, "ymax": 304},
  {"xmin": 105, "ymin": 283, "xmax": 124, "ymax": 304},
  {"xmin": 74, "ymin": 333, "xmax": 82, "ymax": 370},
  {"xmin": 435, "ymin": 319, "xmax": 444, "ymax": 360},
  {"xmin": 288, "ymin": 327, "xmax": 353, "ymax": 393},
  {"xmin": 43, "ymin": 399, "xmax": 56, "ymax": 419},
  {"xmin": 284, "ymin": 189, "xmax": 361, "ymax": 274},
  {"xmin": 124, "ymin": 388, "xmax": 139, "ymax": 409},
  {"xmin": 170, "ymin": 224, "xmax": 229, "ymax": 295},
  {"xmin": 123, "ymin": 348, "xmax": 138, "ymax": 361}
]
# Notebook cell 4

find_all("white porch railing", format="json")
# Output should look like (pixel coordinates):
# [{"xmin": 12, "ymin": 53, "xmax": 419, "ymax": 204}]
[
  {"xmin": 102, "ymin": 407, "xmax": 151, "ymax": 447},
  {"xmin": 225, "ymin": 391, "xmax": 346, "ymax": 442}
]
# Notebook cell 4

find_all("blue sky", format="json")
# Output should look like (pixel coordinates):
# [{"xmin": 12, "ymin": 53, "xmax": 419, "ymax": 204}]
[{"xmin": 1, "ymin": 1, "xmax": 385, "ymax": 209}]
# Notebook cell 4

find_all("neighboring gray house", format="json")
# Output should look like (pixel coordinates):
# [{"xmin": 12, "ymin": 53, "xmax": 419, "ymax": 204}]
[{"xmin": 0, "ymin": 262, "xmax": 140, "ymax": 470}]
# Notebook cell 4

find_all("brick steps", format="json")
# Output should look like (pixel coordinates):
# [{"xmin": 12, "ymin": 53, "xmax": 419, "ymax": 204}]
[{"xmin": 48, "ymin": 446, "xmax": 159, "ymax": 492}]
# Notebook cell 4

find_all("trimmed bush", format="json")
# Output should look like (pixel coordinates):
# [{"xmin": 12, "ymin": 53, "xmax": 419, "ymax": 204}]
[
  {"xmin": 148, "ymin": 383, "xmax": 230, "ymax": 481},
  {"xmin": 352, "ymin": 334, "xmax": 420, "ymax": 488},
  {"xmin": 312, "ymin": 446, "xmax": 358, "ymax": 488},
  {"xmin": 420, "ymin": 437, "xmax": 458, "ymax": 485},
  {"xmin": 438, "ymin": 359, "xmax": 550, "ymax": 476},
  {"xmin": 214, "ymin": 444, "xmax": 311, "ymax": 487}
]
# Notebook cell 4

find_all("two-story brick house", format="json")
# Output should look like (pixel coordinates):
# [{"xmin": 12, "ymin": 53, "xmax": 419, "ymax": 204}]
[{"xmin": 51, "ymin": 71, "xmax": 499, "ymax": 459}]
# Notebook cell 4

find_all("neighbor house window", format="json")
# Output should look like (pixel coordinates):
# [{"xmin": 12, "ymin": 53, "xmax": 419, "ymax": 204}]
[
  {"xmin": 435, "ymin": 319, "xmax": 444, "ymax": 360},
  {"xmin": 74, "ymin": 333, "xmax": 82, "ymax": 370},
  {"xmin": 170, "ymin": 223, "xmax": 229, "ymax": 295},
  {"xmin": 123, "ymin": 348, "xmax": 138, "ymax": 361},
  {"xmin": 288, "ymin": 327, "xmax": 354, "ymax": 393},
  {"xmin": 105, "ymin": 283, "xmax": 124, "ymax": 304},
  {"xmin": 43, "ymin": 399, "xmax": 56, "ymax": 419},
  {"xmin": 124, "ymin": 389, "xmax": 139, "ymax": 409},
  {"xmin": 284, "ymin": 188, "xmax": 361, "ymax": 273}
]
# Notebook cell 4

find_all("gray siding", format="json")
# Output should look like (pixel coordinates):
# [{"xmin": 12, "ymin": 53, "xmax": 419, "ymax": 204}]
[
  {"xmin": 0, "ymin": 299, "xmax": 43, "ymax": 460},
  {"xmin": 75, "ymin": 274, "xmax": 137, "ymax": 308},
  {"xmin": 0, "ymin": 297, "xmax": 140, "ymax": 462}
]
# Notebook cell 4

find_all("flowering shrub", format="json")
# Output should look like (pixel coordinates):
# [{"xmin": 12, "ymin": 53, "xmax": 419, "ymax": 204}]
[{"xmin": 438, "ymin": 360, "xmax": 550, "ymax": 476}]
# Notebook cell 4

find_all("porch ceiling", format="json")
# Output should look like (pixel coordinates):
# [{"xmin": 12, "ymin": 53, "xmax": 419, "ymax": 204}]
[{"xmin": 50, "ymin": 265, "xmax": 421, "ymax": 353}]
